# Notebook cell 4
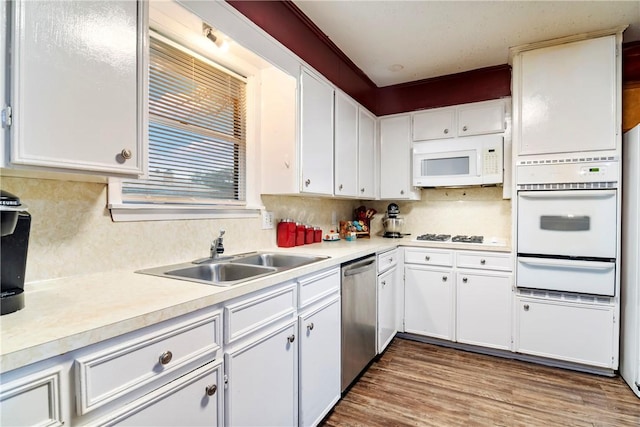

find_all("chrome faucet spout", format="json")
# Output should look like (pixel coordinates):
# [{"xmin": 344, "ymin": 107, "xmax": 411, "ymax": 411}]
[{"xmin": 210, "ymin": 229, "xmax": 225, "ymax": 259}]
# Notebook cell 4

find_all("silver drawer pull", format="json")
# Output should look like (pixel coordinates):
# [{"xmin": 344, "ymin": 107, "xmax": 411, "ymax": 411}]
[
  {"xmin": 205, "ymin": 384, "xmax": 217, "ymax": 396},
  {"xmin": 305, "ymin": 179, "xmax": 311, "ymax": 187},
  {"xmin": 425, "ymin": 256, "xmax": 431, "ymax": 261},
  {"xmin": 442, "ymin": 276, "xmax": 447, "ymax": 282},
  {"xmin": 307, "ymin": 323, "xmax": 314, "ymax": 331},
  {"xmin": 462, "ymin": 277, "xmax": 468, "ymax": 283},
  {"xmin": 159, "ymin": 351, "xmax": 173, "ymax": 365},
  {"xmin": 287, "ymin": 334, "xmax": 295, "ymax": 343},
  {"xmin": 480, "ymin": 259, "xmax": 486, "ymax": 265},
  {"xmin": 524, "ymin": 304, "xmax": 530, "ymax": 311}
]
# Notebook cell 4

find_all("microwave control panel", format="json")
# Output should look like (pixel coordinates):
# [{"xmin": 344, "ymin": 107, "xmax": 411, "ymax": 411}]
[{"xmin": 483, "ymin": 148, "xmax": 500, "ymax": 175}]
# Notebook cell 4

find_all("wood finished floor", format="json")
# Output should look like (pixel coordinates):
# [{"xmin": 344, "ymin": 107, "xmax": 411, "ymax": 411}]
[{"xmin": 322, "ymin": 338, "xmax": 640, "ymax": 427}]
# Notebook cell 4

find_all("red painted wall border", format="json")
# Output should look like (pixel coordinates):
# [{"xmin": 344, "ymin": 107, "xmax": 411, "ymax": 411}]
[{"xmin": 228, "ymin": 1, "xmax": 640, "ymax": 116}]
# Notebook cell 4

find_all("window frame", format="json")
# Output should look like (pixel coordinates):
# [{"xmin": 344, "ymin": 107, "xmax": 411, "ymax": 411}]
[{"xmin": 109, "ymin": 15, "xmax": 263, "ymax": 222}]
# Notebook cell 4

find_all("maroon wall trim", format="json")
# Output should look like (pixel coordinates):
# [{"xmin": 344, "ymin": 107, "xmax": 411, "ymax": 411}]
[{"xmin": 228, "ymin": 1, "xmax": 640, "ymax": 116}]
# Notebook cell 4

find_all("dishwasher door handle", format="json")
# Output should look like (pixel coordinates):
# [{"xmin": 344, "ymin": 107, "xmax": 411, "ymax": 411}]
[{"xmin": 343, "ymin": 259, "xmax": 376, "ymax": 276}]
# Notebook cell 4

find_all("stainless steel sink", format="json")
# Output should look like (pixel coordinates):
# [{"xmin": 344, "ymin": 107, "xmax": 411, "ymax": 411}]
[
  {"xmin": 136, "ymin": 252, "xmax": 328, "ymax": 287},
  {"xmin": 230, "ymin": 253, "xmax": 327, "ymax": 269}
]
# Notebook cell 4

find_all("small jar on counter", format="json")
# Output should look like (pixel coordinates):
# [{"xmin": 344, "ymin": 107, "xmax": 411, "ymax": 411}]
[
  {"xmin": 305, "ymin": 225, "xmax": 315, "ymax": 244},
  {"xmin": 277, "ymin": 219, "xmax": 296, "ymax": 248},
  {"xmin": 296, "ymin": 222, "xmax": 306, "ymax": 246},
  {"xmin": 314, "ymin": 226, "xmax": 322, "ymax": 243}
]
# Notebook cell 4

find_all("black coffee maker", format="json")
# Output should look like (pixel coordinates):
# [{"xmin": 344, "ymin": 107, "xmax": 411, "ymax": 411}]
[{"xmin": 1, "ymin": 190, "xmax": 31, "ymax": 315}]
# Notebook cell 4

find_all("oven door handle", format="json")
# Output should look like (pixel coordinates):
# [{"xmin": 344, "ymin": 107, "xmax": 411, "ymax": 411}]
[
  {"xmin": 517, "ymin": 257, "xmax": 614, "ymax": 271},
  {"xmin": 518, "ymin": 189, "xmax": 616, "ymax": 199}
]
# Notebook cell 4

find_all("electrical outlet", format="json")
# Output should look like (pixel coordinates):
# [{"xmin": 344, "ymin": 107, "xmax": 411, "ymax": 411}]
[{"xmin": 261, "ymin": 211, "xmax": 274, "ymax": 229}]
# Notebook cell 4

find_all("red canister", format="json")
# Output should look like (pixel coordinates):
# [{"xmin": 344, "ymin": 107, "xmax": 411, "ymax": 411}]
[
  {"xmin": 305, "ymin": 225, "xmax": 314, "ymax": 244},
  {"xmin": 295, "ymin": 222, "xmax": 305, "ymax": 246},
  {"xmin": 277, "ymin": 219, "xmax": 296, "ymax": 248},
  {"xmin": 314, "ymin": 227, "xmax": 322, "ymax": 243}
]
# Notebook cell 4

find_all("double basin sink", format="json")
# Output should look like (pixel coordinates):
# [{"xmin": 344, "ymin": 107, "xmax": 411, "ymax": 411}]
[{"xmin": 137, "ymin": 252, "xmax": 328, "ymax": 287}]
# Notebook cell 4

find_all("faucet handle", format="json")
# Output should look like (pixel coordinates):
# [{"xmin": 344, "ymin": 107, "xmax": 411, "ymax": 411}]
[{"xmin": 218, "ymin": 229, "xmax": 225, "ymax": 238}]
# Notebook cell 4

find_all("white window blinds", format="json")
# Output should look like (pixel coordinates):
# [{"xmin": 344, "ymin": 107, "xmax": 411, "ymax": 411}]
[{"xmin": 123, "ymin": 35, "xmax": 247, "ymax": 205}]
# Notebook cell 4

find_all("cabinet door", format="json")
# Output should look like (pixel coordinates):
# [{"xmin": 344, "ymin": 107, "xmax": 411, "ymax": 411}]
[
  {"xmin": 298, "ymin": 297, "xmax": 340, "ymax": 427},
  {"xmin": 378, "ymin": 266, "xmax": 397, "ymax": 353},
  {"xmin": 457, "ymin": 101, "xmax": 505, "ymax": 136},
  {"xmin": 515, "ymin": 297, "xmax": 616, "ymax": 368},
  {"xmin": 96, "ymin": 360, "xmax": 223, "ymax": 427},
  {"xmin": 379, "ymin": 115, "xmax": 420, "ymax": 200},
  {"xmin": 225, "ymin": 320, "xmax": 297, "ymax": 427},
  {"xmin": 412, "ymin": 108, "xmax": 456, "ymax": 141},
  {"xmin": 334, "ymin": 91, "xmax": 358, "ymax": 197},
  {"xmin": 517, "ymin": 35, "xmax": 617, "ymax": 155},
  {"xmin": 9, "ymin": 0, "xmax": 144, "ymax": 176},
  {"xmin": 300, "ymin": 69, "xmax": 334, "ymax": 195},
  {"xmin": 358, "ymin": 108, "xmax": 377, "ymax": 199},
  {"xmin": 404, "ymin": 266, "xmax": 454, "ymax": 340},
  {"xmin": 456, "ymin": 272, "xmax": 512, "ymax": 350}
]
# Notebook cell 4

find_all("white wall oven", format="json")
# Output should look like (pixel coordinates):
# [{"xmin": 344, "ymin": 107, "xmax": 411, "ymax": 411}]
[{"xmin": 516, "ymin": 159, "xmax": 619, "ymax": 296}]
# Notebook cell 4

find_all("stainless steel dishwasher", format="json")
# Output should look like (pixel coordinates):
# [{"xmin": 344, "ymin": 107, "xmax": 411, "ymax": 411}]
[{"xmin": 341, "ymin": 255, "xmax": 377, "ymax": 392}]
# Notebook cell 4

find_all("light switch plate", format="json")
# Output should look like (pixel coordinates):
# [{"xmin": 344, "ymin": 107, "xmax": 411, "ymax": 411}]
[{"xmin": 261, "ymin": 211, "xmax": 274, "ymax": 229}]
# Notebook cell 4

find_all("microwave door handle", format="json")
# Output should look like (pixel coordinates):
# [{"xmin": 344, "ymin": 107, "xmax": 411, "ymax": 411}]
[{"xmin": 518, "ymin": 258, "xmax": 614, "ymax": 271}]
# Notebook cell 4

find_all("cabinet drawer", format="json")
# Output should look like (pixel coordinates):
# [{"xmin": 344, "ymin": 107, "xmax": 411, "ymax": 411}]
[
  {"xmin": 299, "ymin": 267, "xmax": 340, "ymax": 309},
  {"xmin": 75, "ymin": 308, "xmax": 221, "ymax": 415},
  {"xmin": 0, "ymin": 366, "xmax": 64, "ymax": 426},
  {"xmin": 94, "ymin": 359, "xmax": 223, "ymax": 427},
  {"xmin": 456, "ymin": 252, "xmax": 512, "ymax": 271},
  {"xmin": 404, "ymin": 248, "xmax": 453, "ymax": 267},
  {"xmin": 377, "ymin": 249, "xmax": 399, "ymax": 274},
  {"xmin": 225, "ymin": 282, "xmax": 297, "ymax": 345}
]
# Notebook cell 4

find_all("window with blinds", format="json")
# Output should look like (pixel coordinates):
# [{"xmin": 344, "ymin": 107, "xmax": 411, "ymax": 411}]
[{"xmin": 123, "ymin": 34, "xmax": 247, "ymax": 205}]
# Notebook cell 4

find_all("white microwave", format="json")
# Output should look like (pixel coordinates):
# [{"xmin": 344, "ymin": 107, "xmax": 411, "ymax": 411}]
[{"xmin": 412, "ymin": 134, "xmax": 503, "ymax": 187}]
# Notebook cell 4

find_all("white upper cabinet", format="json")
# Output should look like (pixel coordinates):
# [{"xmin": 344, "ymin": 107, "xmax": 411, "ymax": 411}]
[
  {"xmin": 379, "ymin": 114, "xmax": 421, "ymax": 200},
  {"xmin": 334, "ymin": 91, "xmax": 359, "ymax": 197},
  {"xmin": 412, "ymin": 99, "xmax": 506, "ymax": 142},
  {"xmin": 358, "ymin": 108, "xmax": 377, "ymax": 199},
  {"xmin": 5, "ymin": 0, "xmax": 146, "ymax": 177},
  {"xmin": 300, "ymin": 68, "xmax": 334, "ymax": 195},
  {"xmin": 512, "ymin": 31, "xmax": 621, "ymax": 157}
]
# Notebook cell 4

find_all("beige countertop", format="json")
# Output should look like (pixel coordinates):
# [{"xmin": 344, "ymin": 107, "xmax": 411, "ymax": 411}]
[{"xmin": 0, "ymin": 238, "xmax": 511, "ymax": 373}]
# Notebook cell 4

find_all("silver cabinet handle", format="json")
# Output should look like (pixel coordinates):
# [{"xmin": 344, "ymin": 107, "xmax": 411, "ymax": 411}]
[
  {"xmin": 523, "ymin": 304, "xmax": 530, "ymax": 311},
  {"xmin": 462, "ymin": 277, "xmax": 468, "ymax": 283},
  {"xmin": 120, "ymin": 148, "xmax": 132, "ymax": 160},
  {"xmin": 205, "ymin": 384, "xmax": 217, "ymax": 396},
  {"xmin": 442, "ymin": 276, "xmax": 448, "ymax": 282},
  {"xmin": 307, "ymin": 323, "xmax": 314, "ymax": 331},
  {"xmin": 462, "ymin": 125, "xmax": 468, "ymax": 132},
  {"xmin": 339, "ymin": 184, "xmax": 343, "ymax": 191},
  {"xmin": 305, "ymin": 179, "xmax": 311, "ymax": 187},
  {"xmin": 480, "ymin": 259, "xmax": 486, "ymax": 265},
  {"xmin": 360, "ymin": 188, "xmax": 365, "ymax": 192},
  {"xmin": 425, "ymin": 255, "xmax": 431, "ymax": 261},
  {"xmin": 287, "ymin": 334, "xmax": 295, "ymax": 343},
  {"xmin": 389, "ymin": 258, "xmax": 393, "ymax": 263},
  {"xmin": 443, "ymin": 128, "xmax": 449, "ymax": 134},
  {"xmin": 159, "ymin": 351, "xmax": 173, "ymax": 365},
  {"xmin": 381, "ymin": 280, "xmax": 386, "ymax": 287},
  {"xmin": 400, "ymin": 190, "xmax": 405, "ymax": 195}
]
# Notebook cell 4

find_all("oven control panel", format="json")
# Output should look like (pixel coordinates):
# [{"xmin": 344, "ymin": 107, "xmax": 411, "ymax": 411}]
[{"xmin": 516, "ymin": 160, "xmax": 619, "ymax": 185}]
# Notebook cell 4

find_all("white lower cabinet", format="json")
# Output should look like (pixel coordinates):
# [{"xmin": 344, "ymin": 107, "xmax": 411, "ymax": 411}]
[
  {"xmin": 515, "ymin": 296, "xmax": 616, "ymax": 368},
  {"xmin": 225, "ymin": 320, "xmax": 298, "ymax": 427},
  {"xmin": 377, "ymin": 266, "xmax": 397, "ymax": 353},
  {"xmin": 94, "ymin": 359, "xmax": 223, "ymax": 426},
  {"xmin": 0, "ymin": 364, "xmax": 67, "ymax": 427},
  {"xmin": 456, "ymin": 271, "xmax": 512, "ymax": 350},
  {"xmin": 298, "ymin": 296, "xmax": 341, "ymax": 427},
  {"xmin": 404, "ymin": 265, "xmax": 455, "ymax": 340}
]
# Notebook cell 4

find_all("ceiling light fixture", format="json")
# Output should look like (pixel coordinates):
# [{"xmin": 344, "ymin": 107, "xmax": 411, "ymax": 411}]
[{"xmin": 203, "ymin": 23, "xmax": 225, "ymax": 49}]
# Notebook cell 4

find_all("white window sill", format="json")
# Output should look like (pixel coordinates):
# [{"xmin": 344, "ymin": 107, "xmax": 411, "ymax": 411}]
[{"xmin": 109, "ymin": 203, "xmax": 262, "ymax": 222}]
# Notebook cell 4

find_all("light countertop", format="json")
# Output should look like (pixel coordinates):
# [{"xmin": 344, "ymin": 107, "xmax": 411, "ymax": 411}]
[{"xmin": 0, "ymin": 238, "xmax": 510, "ymax": 373}]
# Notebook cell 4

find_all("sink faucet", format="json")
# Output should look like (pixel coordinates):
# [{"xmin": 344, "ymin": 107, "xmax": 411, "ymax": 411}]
[{"xmin": 210, "ymin": 229, "xmax": 225, "ymax": 259}]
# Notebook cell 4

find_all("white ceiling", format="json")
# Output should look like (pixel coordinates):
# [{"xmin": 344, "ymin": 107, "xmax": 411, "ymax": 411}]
[{"xmin": 292, "ymin": 1, "xmax": 640, "ymax": 87}]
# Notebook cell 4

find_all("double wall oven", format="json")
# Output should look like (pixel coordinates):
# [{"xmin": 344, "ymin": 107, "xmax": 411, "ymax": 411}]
[{"xmin": 516, "ymin": 159, "xmax": 619, "ymax": 296}]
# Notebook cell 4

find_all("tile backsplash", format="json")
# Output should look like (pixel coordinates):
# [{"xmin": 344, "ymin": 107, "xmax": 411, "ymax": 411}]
[{"xmin": 1, "ymin": 176, "xmax": 511, "ymax": 283}]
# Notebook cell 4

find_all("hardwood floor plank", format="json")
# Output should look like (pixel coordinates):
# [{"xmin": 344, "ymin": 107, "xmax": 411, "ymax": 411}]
[{"xmin": 322, "ymin": 338, "xmax": 640, "ymax": 427}]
